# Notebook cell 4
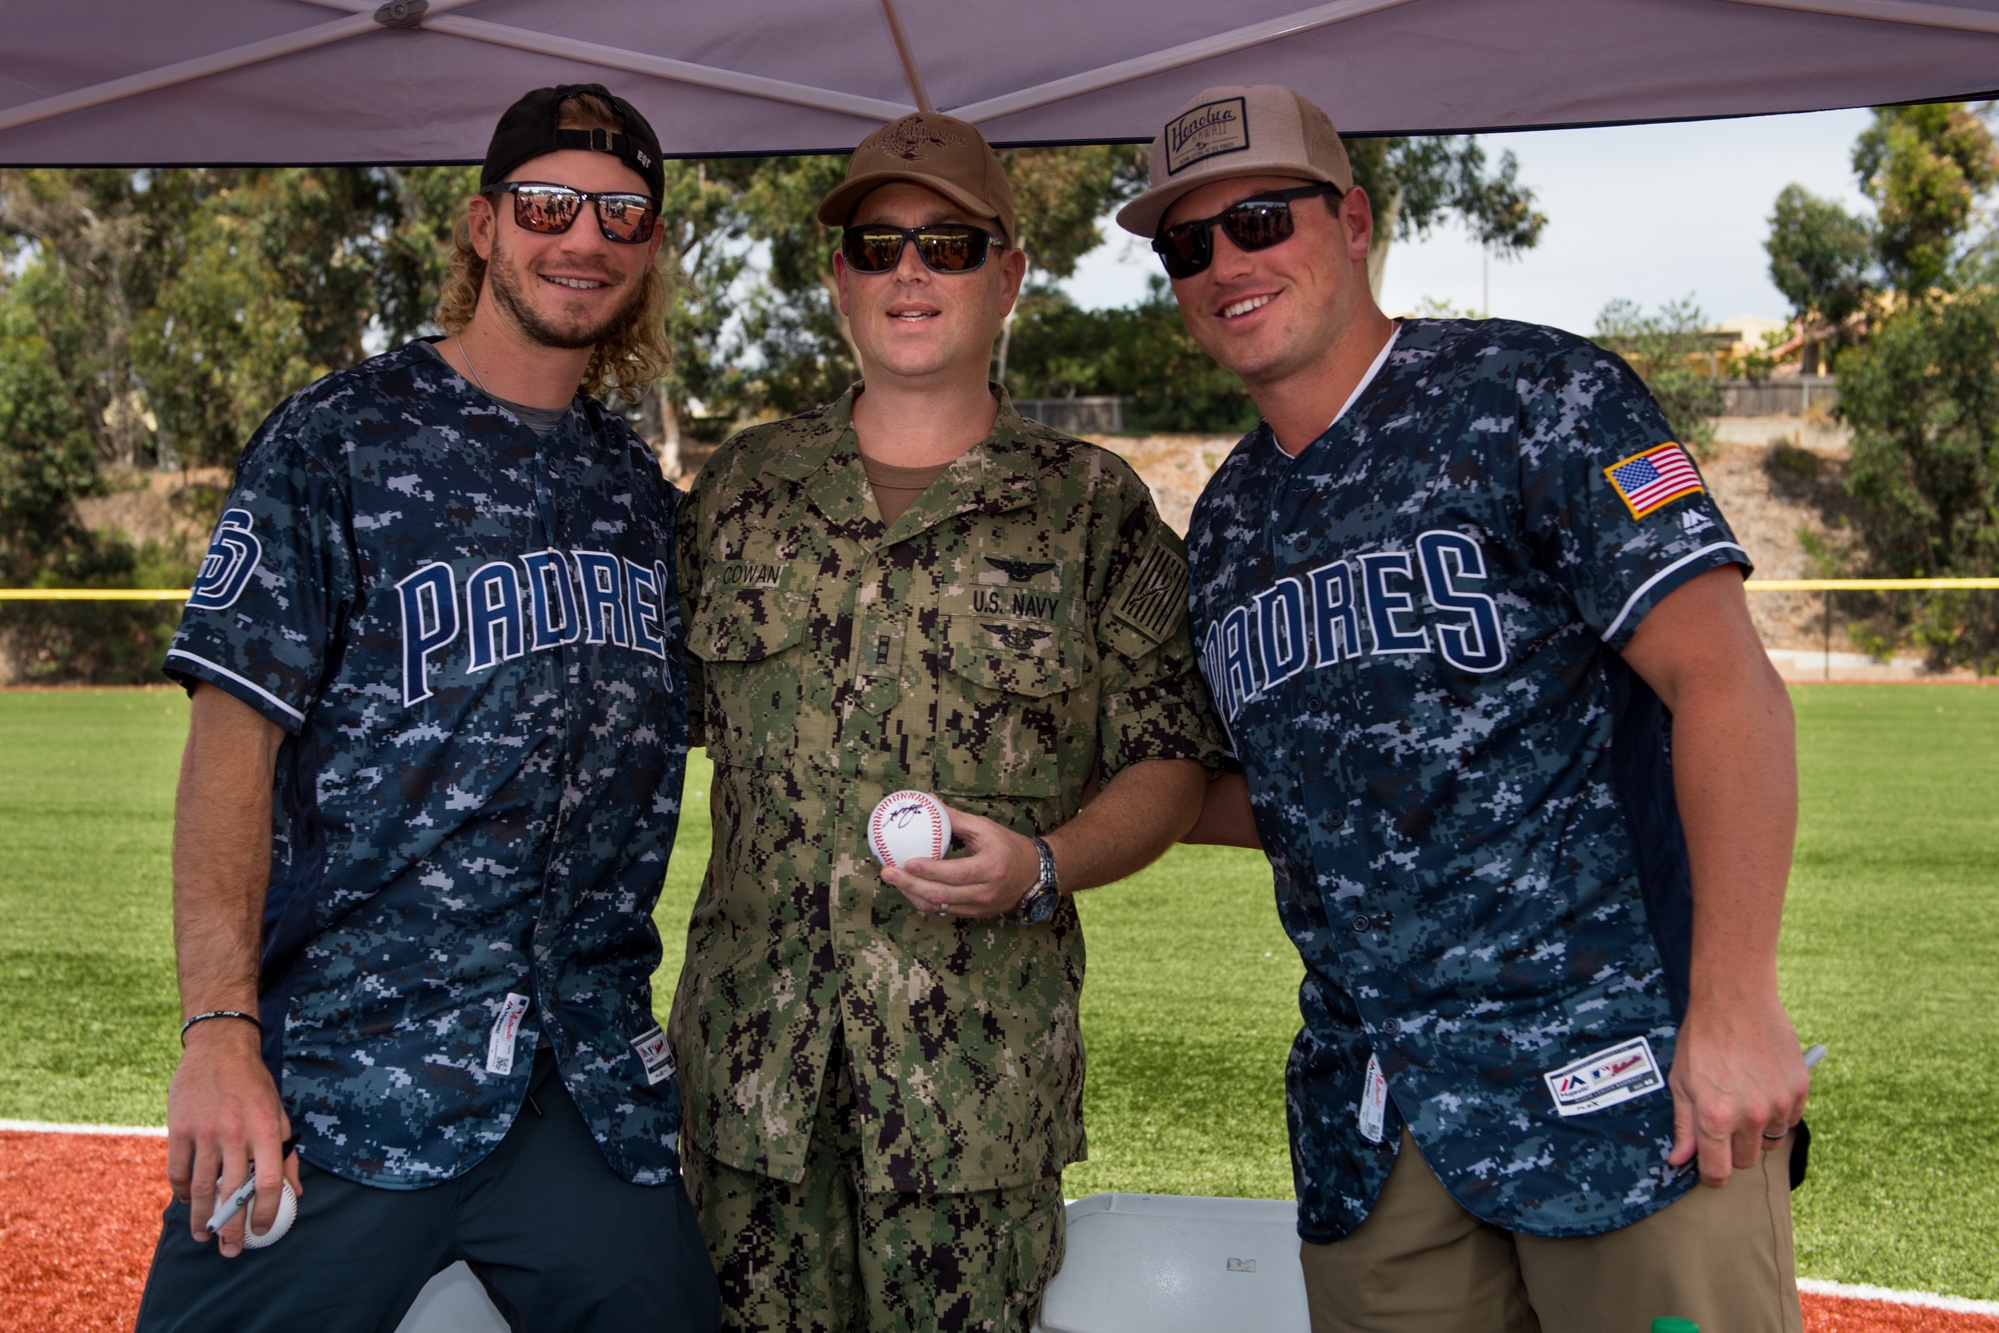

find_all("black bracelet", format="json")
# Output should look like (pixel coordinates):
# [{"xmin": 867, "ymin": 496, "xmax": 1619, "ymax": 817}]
[{"xmin": 180, "ymin": 1010, "xmax": 261, "ymax": 1045}]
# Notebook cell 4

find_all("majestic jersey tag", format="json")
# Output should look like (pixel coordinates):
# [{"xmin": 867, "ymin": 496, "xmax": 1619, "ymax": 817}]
[
  {"xmin": 1358, "ymin": 1052, "xmax": 1388, "ymax": 1144},
  {"xmin": 485, "ymin": 992, "xmax": 532, "ymax": 1076},
  {"xmin": 1604, "ymin": 443, "xmax": 1704, "ymax": 519},
  {"xmin": 631, "ymin": 1024, "xmax": 675, "ymax": 1086},
  {"xmin": 1543, "ymin": 1037, "xmax": 1664, "ymax": 1117}
]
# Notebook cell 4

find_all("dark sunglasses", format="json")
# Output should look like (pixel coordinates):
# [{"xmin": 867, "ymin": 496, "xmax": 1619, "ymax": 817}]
[
  {"xmin": 481, "ymin": 181, "xmax": 660, "ymax": 244},
  {"xmin": 841, "ymin": 223, "xmax": 1007, "ymax": 275},
  {"xmin": 1152, "ymin": 183, "xmax": 1340, "ymax": 280}
]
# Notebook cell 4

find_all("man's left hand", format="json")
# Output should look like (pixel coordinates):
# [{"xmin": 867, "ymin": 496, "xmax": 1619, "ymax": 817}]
[
  {"xmin": 1666, "ymin": 991, "xmax": 1810, "ymax": 1187},
  {"xmin": 881, "ymin": 806, "xmax": 1039, "ymax": 919}
]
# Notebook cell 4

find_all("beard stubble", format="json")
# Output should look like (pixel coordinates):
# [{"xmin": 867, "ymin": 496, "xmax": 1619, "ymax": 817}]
[{"xmin": 486, "ymin": 229, "xmax": 651, "ymax": 352}]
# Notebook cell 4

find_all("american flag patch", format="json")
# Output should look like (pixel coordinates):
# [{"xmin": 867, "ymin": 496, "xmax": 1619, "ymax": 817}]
[{"xmin": 1604, "ymin": 442, "xmax": 1704, "ymax": 519}]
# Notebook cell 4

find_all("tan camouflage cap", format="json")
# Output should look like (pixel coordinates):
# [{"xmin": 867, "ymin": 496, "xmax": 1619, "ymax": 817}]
[
  {"xmin": 1116, "ymin": 85, "xmax": 1353, "ymax": 238},
  {"xmin": 816, "ymin": 111, "xmax": 1017, "ymax": 244}
]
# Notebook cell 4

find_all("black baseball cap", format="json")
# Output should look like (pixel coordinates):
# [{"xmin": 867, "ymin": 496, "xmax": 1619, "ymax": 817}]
[{"xmin": 480, "ymin": 83, "xmax": 665, "ymax": 201}]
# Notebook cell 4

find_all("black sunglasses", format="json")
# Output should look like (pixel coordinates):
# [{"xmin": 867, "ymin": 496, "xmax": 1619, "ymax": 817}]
[
  {"xmin": 841, "ymin": 223, "xmax": 1007, "ymax": 275},
  {"xmin": 1152, "ymin": 183, "xmax": 1340, "ymax": 280},
  {"xmin": 481, "ymin": 181, "xmax": 660, "ymax": 244}
]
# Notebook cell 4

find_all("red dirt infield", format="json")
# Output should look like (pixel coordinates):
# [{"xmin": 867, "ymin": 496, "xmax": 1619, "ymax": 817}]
[{"xmin": 0, "ymin": 1129, "xmax": 1990, "ymax": 1332}]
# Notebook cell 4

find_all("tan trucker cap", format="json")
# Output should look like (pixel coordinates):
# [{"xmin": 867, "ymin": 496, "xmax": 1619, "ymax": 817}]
[
  {"xmin": 1116, "ymin": 85, "xmax": 1353, "ymax": 238},
  {"xmin": 816, "ymin": 112, "xmax": 1017, "ymax": 244}
]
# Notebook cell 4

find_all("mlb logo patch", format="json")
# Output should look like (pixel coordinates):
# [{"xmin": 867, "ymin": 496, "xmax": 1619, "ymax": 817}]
[
  {"xmin": 1604, "ymin": 443, "xmax": 1704, "ymax": 519},
  {"xmin": 1543, "ymin": 1037, "xmax": 1664, "ymax": 1118}
]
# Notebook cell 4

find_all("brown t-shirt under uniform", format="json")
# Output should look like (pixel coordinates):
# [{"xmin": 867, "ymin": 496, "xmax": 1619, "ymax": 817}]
[{"xmin": 859, "ymin": 452, "xmax": 952, "ymax": 525}]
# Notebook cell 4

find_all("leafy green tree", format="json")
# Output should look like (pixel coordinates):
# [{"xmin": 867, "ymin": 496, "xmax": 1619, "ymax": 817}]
[
  {"xmin": 1853, "ymin": 104, "xmax": 1999, "ymax": 298},
  {"xmin": 1346, "ymin": 136, "xmax": 1547, "ymax": 298},
  {"xmin": 1592, "ymin": 296, "xmax": 1724, "ymax": 454},
  {"xmin": 1839, "ymin": 275, "xmax": 1999, "ymax": 671},
  {"xmin": 1005, "ymin": 278, "xmax": 1258, "ymax": 434},
  {"xmin": 1765, "ymin": 183, "xmax": 1876, "ymax": 352}
]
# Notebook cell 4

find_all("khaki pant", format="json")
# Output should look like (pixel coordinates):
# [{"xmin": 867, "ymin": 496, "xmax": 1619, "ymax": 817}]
[
  {"xmin": 1301, "ymin": 1129, "xmax": 1803, "ymax": 1333},
  {"xmin": 681, "ymin": 1047, "xmax": 1065, "ymax": 1333}
]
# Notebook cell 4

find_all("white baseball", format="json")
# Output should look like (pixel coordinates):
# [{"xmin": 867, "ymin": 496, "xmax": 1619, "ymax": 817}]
[
  {"xmin": 241, "ymin": 1179, "xmax": 298, "ymax": 1249},
  {"xmin": 869, "ymin": 791, "xmax": 952, "ymax": 868}
]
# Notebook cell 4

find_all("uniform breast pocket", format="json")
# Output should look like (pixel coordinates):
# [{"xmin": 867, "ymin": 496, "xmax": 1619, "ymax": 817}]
[
  {"xmin": 933, "ymin": 614, "xmax": 1095, "ymax": 798},
  {"xmin": 687, "ymin": 587, "xmax": 823, "ymax": 771}
]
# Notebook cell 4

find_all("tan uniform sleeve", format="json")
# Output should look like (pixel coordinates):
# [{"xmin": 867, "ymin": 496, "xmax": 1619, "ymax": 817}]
[{"xmin": 1091, "ymin": 489, "xmax": 1230, "ymax": 781}]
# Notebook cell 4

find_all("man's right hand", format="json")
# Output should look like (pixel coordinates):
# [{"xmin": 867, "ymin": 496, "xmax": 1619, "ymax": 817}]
[{"xmin": 168, "ymin": 1016, "xmax": 300, "ymax": 1257}]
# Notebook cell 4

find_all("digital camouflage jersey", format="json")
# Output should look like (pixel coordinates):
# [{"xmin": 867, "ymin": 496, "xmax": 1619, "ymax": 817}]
[
  {"xmin": 165, "ymin": 339, "xmax": 688, "ymax": 1190},
  {"xmin": 1184, "ymin": 319, "xmax": 1750, "ymax": 1241},
  {"xmin": 671, "ymin": 385, "xmax": 1227, "ymax": 1195}
]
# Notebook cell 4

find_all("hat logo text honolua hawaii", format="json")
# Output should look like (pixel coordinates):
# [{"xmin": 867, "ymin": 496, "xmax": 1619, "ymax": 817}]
[
  {"xmin": 1166, "ymin": 97, "xmax": 1249, "ymax": 175},
  {"xmin": 878, "ymin": 116, "xmax": 967, "ymax": 161}
]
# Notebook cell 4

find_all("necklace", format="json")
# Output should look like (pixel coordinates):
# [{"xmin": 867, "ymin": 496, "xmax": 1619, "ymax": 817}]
[{"xmin": 454, "ymin": 332, "xmax": 492, "ymax": 396}]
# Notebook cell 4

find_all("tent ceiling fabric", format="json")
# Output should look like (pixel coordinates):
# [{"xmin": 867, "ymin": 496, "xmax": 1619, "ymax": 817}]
[{"xmin": 3, "ymin": 0, "xmax": 1997, "ymax": 165}]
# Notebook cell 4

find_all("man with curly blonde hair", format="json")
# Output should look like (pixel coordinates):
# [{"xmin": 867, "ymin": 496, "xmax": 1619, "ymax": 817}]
[{"xmin": 137, "ymin": 84, "xmax": 717, "ymax": 1332}]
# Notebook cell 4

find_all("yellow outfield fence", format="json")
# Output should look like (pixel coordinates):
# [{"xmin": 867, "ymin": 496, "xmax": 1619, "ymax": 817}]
[
  {"xmin": 4, "ymin": 579, "xmax": 1999, "ymax": 602},
  {"xmin": 0, "ymin": 589, "xmax": 193, "ymax": 600}
]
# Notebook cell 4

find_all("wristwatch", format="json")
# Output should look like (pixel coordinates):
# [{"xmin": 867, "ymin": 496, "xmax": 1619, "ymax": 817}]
[{"xmin": 1014, "ymin": 835, "xmax": 1059, "ymax": 924}]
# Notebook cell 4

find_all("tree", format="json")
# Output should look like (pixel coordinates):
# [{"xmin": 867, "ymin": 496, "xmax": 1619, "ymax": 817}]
[
  {"xmin": 1839, "ymin": 275, "xmax": 1999, "ymax": 672},
  {"xmin": 1853, "ymin": 103, "xmax": 1999, "ymax": 298},
  {"xmin": 1345, "ymin": 136, "xmax": 1547, "ymax": 299},
  {"xmin": 1762, "ymin": 103, "xmax": 1999, "ymax": 671},
  {"xmin": 1004, "ymin": 278, "xmax": 1258, "ymax": 434},
  {"xmin": 1592, "ymin": 296, "xmax": 1724, "ymax": 454},
  {"xmin": 0, "ymin": 165, "xmax": 472, "ymax": 681},
  {"xmin": 1765, "ymin": 183, "xmax": 1876, "ymax": 356}
]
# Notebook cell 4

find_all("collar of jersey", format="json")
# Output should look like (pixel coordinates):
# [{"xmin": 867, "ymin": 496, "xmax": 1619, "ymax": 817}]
[{"xmin": 1268, "ymin": 319, "xmax": 1402, "ymax": 460}]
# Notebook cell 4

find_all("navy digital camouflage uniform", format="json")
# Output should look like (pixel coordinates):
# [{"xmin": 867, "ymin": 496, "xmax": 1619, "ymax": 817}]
[
  {"xmin": 1184, "ymin": 318, "xmax": 1751, "ymax": 1243},
  {"xmin": 163, "ymin": 338, "xmax": 688, "ymax": 1189}
]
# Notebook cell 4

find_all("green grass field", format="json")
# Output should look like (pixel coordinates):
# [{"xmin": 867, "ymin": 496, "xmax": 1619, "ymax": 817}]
[{"xmin": 1, "ymin": 686, "xmax": 1994, "ymax": 1298}]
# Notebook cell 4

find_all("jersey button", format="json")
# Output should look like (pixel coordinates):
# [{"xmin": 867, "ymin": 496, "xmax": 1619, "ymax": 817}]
[
  {"xmin": 1350, "ymin": 913, "xmax": 1370, "ymax": 933},
  {"xmin": 1306, "ymin": 697, "xmax": 1326, "ymax": 714},
  {"xmin": 1381, "ymin": 1017, "xmax": 1402, "ymax": 1036},
  {"xmin": 1326, "ymin": 810, "xmax": 1346, "ymax": 830}
]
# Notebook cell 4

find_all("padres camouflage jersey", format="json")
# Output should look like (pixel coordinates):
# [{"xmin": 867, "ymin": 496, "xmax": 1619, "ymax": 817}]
[
  {"xmin": 1184, "ymin": 319, "xmax": 1750, "ymax": 1241},
  {"xmin": 165, "ymin": 339, "xmax": 688, "ymax": 1189},
  {"xmin": 670, "ymin": 385, "xmax": 1226, "ymax": 1193}
]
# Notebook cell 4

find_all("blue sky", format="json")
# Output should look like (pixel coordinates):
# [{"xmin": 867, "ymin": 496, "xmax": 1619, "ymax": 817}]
[{"xmin": 1058, "ymin": 107, "xmax": 1877, "ymax": 337}]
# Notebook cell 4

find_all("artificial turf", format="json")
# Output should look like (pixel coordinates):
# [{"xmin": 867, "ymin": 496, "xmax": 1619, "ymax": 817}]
[{"xmin": 1, "ymin": 685, "xmax": 1993, "ymax": 1298}]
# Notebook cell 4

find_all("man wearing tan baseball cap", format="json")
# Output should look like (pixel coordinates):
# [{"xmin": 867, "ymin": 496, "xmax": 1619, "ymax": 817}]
[
  {"xmin": 669, "ymin": 111, "xmax": 1226, "ymax": 1332},
  {"xmin": 1151, "ymin": 86, "xmax": 1809, "ymax": 1333}
]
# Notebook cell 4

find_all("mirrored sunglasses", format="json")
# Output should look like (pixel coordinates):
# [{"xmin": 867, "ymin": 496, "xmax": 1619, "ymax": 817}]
[
  {"xmin": 481, "ymin": 182, "xmax": 660, "ymax": 244},
  {"xmin": 841, "ymin": 223, "xmax": 1006, "ymax": 275},
  {"xmin": 1152, "ymin": 183, "xmax": 1339, "ymax": 280}
]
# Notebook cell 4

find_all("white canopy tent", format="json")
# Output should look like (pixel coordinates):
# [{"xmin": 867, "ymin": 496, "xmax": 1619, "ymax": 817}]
[{"xmin": 3, "ymin": 0, "xmax": 1997, "ymax": 165}]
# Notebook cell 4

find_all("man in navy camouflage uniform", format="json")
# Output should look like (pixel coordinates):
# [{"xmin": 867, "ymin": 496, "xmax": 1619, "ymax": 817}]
[
  {"xmin": 1136, "ymin": 87, "xmax": 1810, "ymax": 1331},
  {"xmin": 137, "ymin": 85, "xmax": 717, "ymax": 1331}
]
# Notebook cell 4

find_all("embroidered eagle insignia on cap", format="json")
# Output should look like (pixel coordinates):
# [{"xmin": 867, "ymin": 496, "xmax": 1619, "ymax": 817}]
[{"xmin": 878, "ymin": 117, "xmax": 966, "ymax": 161}]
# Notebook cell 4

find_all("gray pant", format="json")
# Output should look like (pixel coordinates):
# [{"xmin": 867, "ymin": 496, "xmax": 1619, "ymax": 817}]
[{"xmin": 136, "ymin": 1044, "xmax": 719, "ymax": 1333}]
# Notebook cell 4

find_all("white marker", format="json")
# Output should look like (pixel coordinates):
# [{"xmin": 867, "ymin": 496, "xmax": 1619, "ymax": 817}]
[
  {"xmin": 206, "ymin": 1136, "xmax": 298, "ymax": 1238},
  {"xmin": 205, "ymin": 1174, "xmax": 259, "ymax": 1235}
]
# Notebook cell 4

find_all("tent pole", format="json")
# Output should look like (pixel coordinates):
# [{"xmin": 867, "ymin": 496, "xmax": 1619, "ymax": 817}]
[
  {"xmin": 292, "ymin": 0, "xmax": 915, "ymax": 123},
  {"xmin": 0, "ymin": 0, "xmax": 488, "ymax": 136},
  {"xmin": 878, "ymin": 0, "xmax": 934, "ymax": 113}
]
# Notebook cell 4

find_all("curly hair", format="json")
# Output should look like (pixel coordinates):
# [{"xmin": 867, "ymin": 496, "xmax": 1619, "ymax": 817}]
[{"xmin": 436, "ymin": 92, "xmax": 675, "ymax": 402}]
